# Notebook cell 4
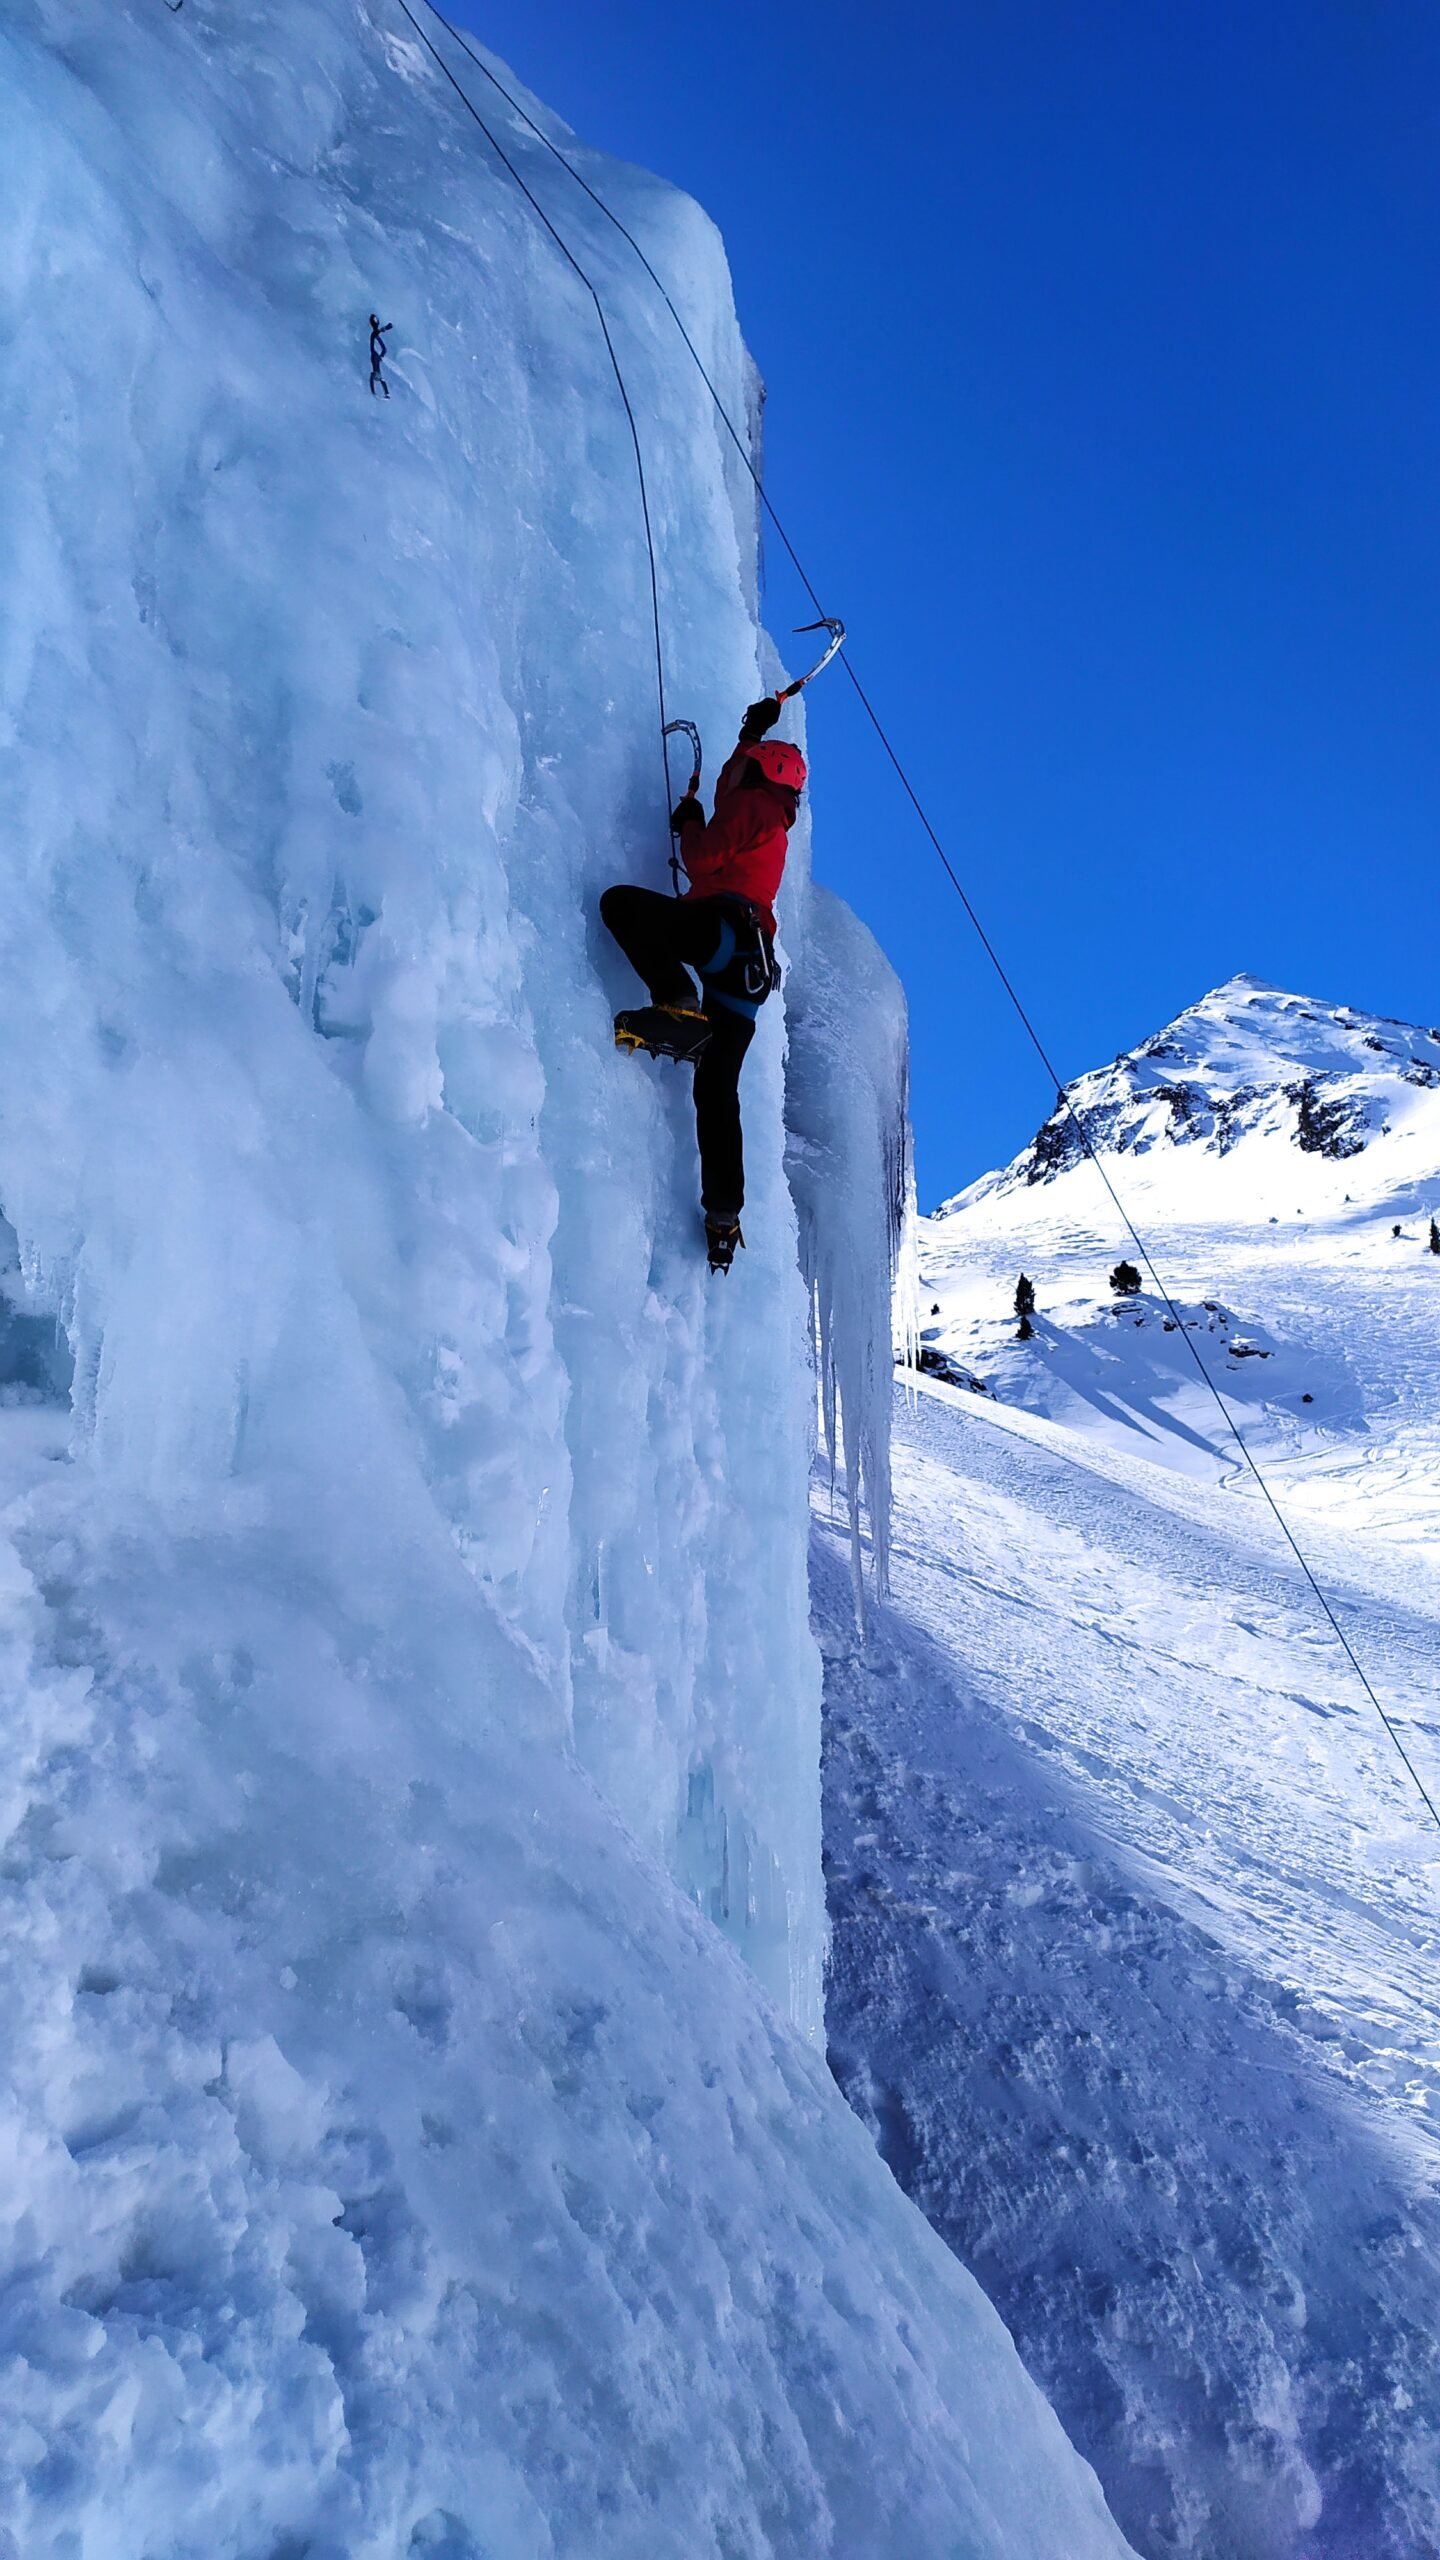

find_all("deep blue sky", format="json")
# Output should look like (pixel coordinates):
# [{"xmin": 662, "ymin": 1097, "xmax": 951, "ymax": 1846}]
[{"xmin": 442, "ymin": 0, "xmax": 1440, "ymax": 1203}]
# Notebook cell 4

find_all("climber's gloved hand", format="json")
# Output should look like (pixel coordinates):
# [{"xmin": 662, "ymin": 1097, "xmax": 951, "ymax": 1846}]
[
  {"xmin": 738, "ymin": 696, "xmax": 781, "ymax": 743},
  {"xmin": 670, "ymin": 795, "xmax": 704, "ymax": 831}
]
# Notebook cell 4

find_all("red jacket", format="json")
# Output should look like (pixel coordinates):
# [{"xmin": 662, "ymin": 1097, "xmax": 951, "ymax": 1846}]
[{"xmin": 677, "ymin": 744, "xmax": 792, "ymax": 936}]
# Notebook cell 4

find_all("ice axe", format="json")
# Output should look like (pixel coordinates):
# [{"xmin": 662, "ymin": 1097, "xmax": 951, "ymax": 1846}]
[
  {"xmin": 775, "ymin": 616, "xmax": 846, "ymax": 702},
  {"xmin": 662, "ymin": 618, "xmax": 842, "ymax": 805},
  {"xmin": 662, "ymin": 717, "xmax": 703, "ymax": 801},
  {"xmin": 662, "ymin": 719, "xmax": 703, "ymax": 890},
  {"xmin": 660, "ymin": 620, "xmax": 844, "ymax": 889}
]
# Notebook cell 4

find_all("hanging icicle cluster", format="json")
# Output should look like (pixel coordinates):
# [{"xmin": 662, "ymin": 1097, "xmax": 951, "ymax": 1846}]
[{"xmin": 785, "ymin": 884, "xmax": 916, "ymax": 1620}]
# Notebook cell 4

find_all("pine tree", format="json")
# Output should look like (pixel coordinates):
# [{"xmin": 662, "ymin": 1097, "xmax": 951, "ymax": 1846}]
[
  {"xmin": 1014, "ymin": 1272, "xmax": 1036, "ymax": 1342},
  {"xmin": 1109, "ymin": 1259, "xmax": 1142, "ymax": 1297},
  {"xmin": 1429, "ymin": 1218, "xmax": 1439, "ymax": 1256}
]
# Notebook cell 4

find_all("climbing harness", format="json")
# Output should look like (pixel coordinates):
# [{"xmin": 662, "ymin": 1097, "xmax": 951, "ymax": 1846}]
[
  {"xmin": 696, "ymin": 899, "xmax": 781, "ymax": 1022},
  {"xmin": 395, "ymin": 0, "xmax": 1436, "ymax": 1841}
]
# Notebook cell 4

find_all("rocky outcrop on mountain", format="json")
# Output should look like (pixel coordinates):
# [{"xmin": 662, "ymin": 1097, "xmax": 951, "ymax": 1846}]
[{"xmin": 967, "ymin": 978, "xmax": 1438, "ymax": 1196}]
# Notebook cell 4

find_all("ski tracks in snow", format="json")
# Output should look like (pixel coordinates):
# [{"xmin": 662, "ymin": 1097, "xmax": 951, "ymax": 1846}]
[
  {"xmin": 886, "ymin": 1380, "xmax": 1440, "ymax": 2097},
  {"xmin": 818, "ymin": 1378, "xmax": 1440, "ymax": 2560}
]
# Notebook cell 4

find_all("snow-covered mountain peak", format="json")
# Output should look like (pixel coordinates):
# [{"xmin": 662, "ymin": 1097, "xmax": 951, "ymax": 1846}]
[
  {"xmin": 1150, "ymin": 972, "xmax": 1440, "ymax": 1080},
  {"xmin": 919, "ymin": 973, "xmax": 1440, "ymax": 1503},
  {"xmin": 943, "ymin": 977, "xmax": 1440, "ymax": 1214}
]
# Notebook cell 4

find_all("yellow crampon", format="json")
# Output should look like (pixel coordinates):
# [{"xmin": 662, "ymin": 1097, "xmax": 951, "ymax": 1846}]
[{"xmin": 613, "ymin": 1004, "xmax": 711, "ymax": 1062}]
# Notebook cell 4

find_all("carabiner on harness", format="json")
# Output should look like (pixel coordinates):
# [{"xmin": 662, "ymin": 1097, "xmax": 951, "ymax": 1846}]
[{"xmin": 697, "ymin": 899, "xmax": 782, "ymax": 1021}]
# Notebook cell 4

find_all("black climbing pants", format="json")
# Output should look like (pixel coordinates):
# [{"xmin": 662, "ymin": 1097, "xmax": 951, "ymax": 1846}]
[{"xmin": 600, "ymin": 885, "xmax": 776, "ymax": 1218}]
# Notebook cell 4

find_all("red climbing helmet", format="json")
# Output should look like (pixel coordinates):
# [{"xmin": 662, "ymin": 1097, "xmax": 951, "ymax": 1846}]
[{"xmin": 750, "ymin": 738, "xmax": 807, "ymax": 793}]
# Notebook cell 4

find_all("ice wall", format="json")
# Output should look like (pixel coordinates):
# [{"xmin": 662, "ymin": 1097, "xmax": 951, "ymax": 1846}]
[
  {"xmin": 1, "ymin": 0, "xmax": 822, "ymax": 2021},
  {"xmin": 0, "ymin": 4, "xmax": 1135, "ymax": 2551},
  {"xmin": 786, "ymin": 884, "xmax": 915, "ymax": 1603}
]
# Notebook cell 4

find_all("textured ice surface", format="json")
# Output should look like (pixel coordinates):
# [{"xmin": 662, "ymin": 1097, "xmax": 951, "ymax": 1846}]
[
  {"xmin": 0, "ymin": 3, "xmax": 1132, "ymax": 2552},
  {"xmin": 1, "ymin": 0, "xmax": 822, "ymax": 2012},
  {"xmin": 786, "ymin": 883, "xmax": 914, "ymax": 1606}
]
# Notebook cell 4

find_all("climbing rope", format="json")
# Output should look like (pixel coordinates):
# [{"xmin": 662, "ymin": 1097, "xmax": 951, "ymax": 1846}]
[
  {"xmin": 399, "ymin": 5, "xmax": 1439, "ymax": 1842},
  {"xmin": 388, "ymin": 0, "xmax": 673, "ymax": 844}
]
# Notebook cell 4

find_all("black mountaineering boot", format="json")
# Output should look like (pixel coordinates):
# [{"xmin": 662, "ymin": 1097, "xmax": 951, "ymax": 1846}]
[
  {"xmin": 614, "ymin": 1004, "xmax": 712, "ymax": 1065},
  {"xmin": 704, "ymin": 1215, "xmax": 745, "ymax": 1276}
]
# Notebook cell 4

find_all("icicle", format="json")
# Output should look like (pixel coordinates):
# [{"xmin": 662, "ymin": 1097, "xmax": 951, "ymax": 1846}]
[{"xmin": 784, "ymin": 885, "xmax": 913, "ymax": 1621}]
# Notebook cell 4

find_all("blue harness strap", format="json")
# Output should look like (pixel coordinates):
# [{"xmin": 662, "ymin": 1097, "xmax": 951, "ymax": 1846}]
[
  {"xmin": 698, "ymin": 918, "xmax": 738, "ymax": 977},
  {"xmin": 695, "ymin": 903, "xmax": 775, "ymax": 1022}
]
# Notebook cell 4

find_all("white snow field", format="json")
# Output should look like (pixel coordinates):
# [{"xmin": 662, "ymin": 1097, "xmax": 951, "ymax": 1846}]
[
  {"xmin": 0, "ymin": 3, "xmax": 1142, "ymax": 2554},
  {"xmin": 821, "ymin": 978, "xmax": 1440, "ymax": 2559}
]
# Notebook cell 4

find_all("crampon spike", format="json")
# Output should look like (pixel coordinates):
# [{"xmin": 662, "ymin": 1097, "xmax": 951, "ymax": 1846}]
[
  {"xmin": 704, "ymin": 1216, "xmax": 745, "ymax": 1276},
  {"xmin": 615, "ymin": 1005, "xmax": 711, "ymax": 1065}
]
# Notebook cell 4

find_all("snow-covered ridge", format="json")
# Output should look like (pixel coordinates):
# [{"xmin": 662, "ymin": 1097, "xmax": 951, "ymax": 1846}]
[{"xmin": 951, "ymin": 975, "xmax": 1440, "ymax": 1205}]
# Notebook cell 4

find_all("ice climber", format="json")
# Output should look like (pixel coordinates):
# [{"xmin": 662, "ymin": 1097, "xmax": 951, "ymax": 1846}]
[
  {"xmin": 368, "ymin": 315, "xmax": 392, "ymax": 397},
  {"xmin": 601, "ymin": 696, "xmax": 803, "ymax": 1274}
]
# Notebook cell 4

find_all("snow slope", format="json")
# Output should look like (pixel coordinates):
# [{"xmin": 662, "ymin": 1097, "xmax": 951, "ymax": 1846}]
[
  {"xmin": 820, "ymin": 977, "xmax": 1440, "ymax": 2558},
  {"xmin": 920, "ymin": 976, "xmax": 1440, "ymax": 1513},
  {"xmin": 0, "ymin": 3, "xmax": 1136, "ymax": 2552}
]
